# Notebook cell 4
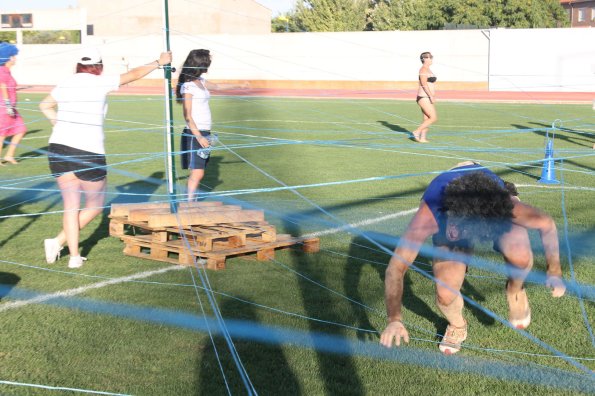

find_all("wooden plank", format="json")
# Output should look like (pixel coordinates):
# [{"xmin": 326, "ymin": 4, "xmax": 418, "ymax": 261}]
[
  {"xmin": 110, "ymin": 201, "xmax": 223, "ymax": 217},
  {"xmin": 110, "ymin": 217, "xmax": 275, "ymax": 249},
  {"xmin": 148, "ymin": 210, "xmax": 265, "ymax": 228},
  {"xmin": 109, "ymin": 219, "xmax": 125, "ymax": 237},
  {"xmin": 119, "ymin": 233, "xmax": 319, "ymax": 270},
  {"xmin": 177, "ymin": 223, "xmax": 275, "ymax": 251},
  {"xmin": 132, "ymin": 233, "xmax": 305, "ymax": 256},
  {"xmin": 121, "ymin": 235, "xmax": 223, "ymax": 269},
  {"xmin": 128, "ymin": 205, "xmax": 242, "ymax": 222},
  {"xmin": 302, "ymin": 238, "xmax": 320, "ymax": 253},
  {"xmin": 256, "ymin": 248, "xmax": 275, "ymax": 261}
]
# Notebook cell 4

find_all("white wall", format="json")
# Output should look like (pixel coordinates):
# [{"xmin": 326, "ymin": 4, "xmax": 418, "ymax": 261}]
[
  {"xmin": 10, "ymin": 28, "xmax": 595, "ymax": 92},
  {"xmin": 489, "ymin": 28, "xmax": 595, "ymax": 92}
]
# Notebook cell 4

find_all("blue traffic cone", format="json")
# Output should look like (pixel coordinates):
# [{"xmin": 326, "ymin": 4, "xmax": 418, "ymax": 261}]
[{"xmin": 538, "ymin": 139, "xmax": 560, "ymax": 184}]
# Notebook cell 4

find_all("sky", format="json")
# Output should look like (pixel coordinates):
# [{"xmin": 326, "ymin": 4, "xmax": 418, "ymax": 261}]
[{"xmin": 1, "ymin": 0, "xmax": 296, "ymax": 16}]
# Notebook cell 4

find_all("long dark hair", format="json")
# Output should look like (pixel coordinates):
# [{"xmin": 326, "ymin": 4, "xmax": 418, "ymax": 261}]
[{"xmin": 175, "ymin": 49, "xmax": 212, "ymax": 103}]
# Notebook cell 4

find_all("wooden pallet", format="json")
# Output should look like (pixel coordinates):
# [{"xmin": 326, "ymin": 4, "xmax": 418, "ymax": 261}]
[
  {"xmin": 110, "ymin": 218, "xmax": 277, "ymax": 252},
  {"xmin": 109, "ymin": 202, "xmax": 319, "ymax": 270},
  {"xmin": 120, "ymin": 233, "xmax": 320, "ymax": 270}
]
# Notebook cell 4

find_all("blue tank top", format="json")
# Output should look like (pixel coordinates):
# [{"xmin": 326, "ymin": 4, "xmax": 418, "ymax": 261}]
[{"xmin": 422, "ymin": 164, "xmax": 504, "ymax": 223}]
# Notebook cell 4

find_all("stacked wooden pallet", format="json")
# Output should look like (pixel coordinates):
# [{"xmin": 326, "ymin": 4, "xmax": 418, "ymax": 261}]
[{"xmin": 109, "ymin": 201, "xmax": 319, "ymax": 270}]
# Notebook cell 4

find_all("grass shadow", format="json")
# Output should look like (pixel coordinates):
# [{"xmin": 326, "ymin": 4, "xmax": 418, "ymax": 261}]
[
  {"xmin": 282, "ymin": 217, "xmax": 365, "ymax": 395},
  {"xmin": 378, "ymin": 121, "xmax": 413, "ymax": 138},
  {"xmin": 513, "ymin": 122, "xmax": 593, "ymax": 148},
  {"xmin": 0, "ymin": 180, "xmax": 62, "ymax": 249},
  {"xmin": 346, "ymin": 231, "xmax": 446, "ymax": 339},
  {"xmin": 80, "ymin": 171, "xmax": 166, "ymax": 257},
  {"xmin": 460, "ymin": 278, "xmax": 495, "ymax": 326},
  {"xmin": 0, "ymin": 272, "xmax": 21, "ymax": 300},
  {"xmin": 196, "ymin": 295, "xmax": 300, "ymax": 394}
]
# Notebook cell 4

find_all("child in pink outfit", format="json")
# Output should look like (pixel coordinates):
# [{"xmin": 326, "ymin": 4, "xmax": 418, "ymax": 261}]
[{"xmin": 0, "ymin": 42, "xmax": 27, "ymax": 165}]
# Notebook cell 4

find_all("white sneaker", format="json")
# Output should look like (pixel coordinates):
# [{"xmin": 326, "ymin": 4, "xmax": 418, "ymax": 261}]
[
  {"xmin": 44, "ymin": 238, "xmax": 62, "ymax": 264},
  {"xmin": 68, "ymin": 256, "xmax": 87, "ymax": 269}
]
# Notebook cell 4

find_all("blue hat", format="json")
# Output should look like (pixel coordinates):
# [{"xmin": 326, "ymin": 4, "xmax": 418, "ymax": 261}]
[{"xmin": 0, "ymin": 43, "xmax": 19, "ymax": 66}]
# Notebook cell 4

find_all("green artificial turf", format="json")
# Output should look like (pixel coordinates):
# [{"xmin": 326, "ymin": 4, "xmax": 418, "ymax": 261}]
[{"xmin": 0, "ymin": 94, "xmax": 593, "ymax": 395}]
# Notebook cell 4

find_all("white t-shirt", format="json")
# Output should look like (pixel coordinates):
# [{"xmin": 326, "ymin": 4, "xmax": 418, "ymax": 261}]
[
  {"xmin": 49, "ymin": 73, "xmax": 120, "ymax": 154},
  {"xmin": 181, "ymin": 78, "xmax": 211, "ymax": 131}
]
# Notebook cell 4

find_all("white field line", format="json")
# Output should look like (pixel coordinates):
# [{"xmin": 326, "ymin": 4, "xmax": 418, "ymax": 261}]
[
  {"xmin": 303, "ymin": 207, "xmax": 418, "ymax": 238},
  {"xmin": 0, "ymin": 265, "xmax": 185, "ymax": 312},
  {"xmin": 2, "ymin": 192, "xmax": 563, "ymax": 311},
  {"xmin": 516, "ymin": 183, "xmax": 595, "ymax": 191},
  {"xmin": 1, "ymin": 209, "xmax": 418, "ymax": 311}
]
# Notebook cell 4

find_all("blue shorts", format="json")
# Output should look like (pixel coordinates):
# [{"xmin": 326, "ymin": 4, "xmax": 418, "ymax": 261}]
[{"xmin": 181, "ymin": 129, "xmax": 210, "ymax": 170}]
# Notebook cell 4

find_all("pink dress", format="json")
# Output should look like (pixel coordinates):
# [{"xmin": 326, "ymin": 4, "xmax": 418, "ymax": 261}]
[{"xmin": 0, "ymin": 66, "xmax": 26, "ymax": 137}]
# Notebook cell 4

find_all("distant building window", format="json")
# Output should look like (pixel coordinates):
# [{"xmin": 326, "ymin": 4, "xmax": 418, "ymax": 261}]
[
  {"xmin": 1, "ymin": 14, "xmax": 33, "ymax": 28},
  {"xmin": 578, "ymin": 8, "xmax": 586, "ymax": 22},
  {"xmin": 87, "ymin": 25, "xmax": 94, "ymax": 36}
]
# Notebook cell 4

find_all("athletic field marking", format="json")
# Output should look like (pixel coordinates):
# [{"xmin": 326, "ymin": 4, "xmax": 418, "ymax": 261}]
[
  {"xmin": 0, "ymin": 265, "xmax": 185, "ymax": 312},
  {"xmin": 516, "ymin": 183, "xmax": 595, "ymax": 192},
  {"xmin": 303, "ymin": 207, "xmax": 418, "ymax": 238}
]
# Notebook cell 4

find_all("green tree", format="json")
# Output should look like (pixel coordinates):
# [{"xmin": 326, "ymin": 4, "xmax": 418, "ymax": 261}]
[
  {"xmin": 286, "ymin": 0, "xmax": 569, "ymax": 32},
  {"xmin": 293, "ymin": 0, "xmax": 369, "ymax": 32},
  {"xmin": 22, "ymin": 30, "xmax": 81, "ymax": 44},
  {"xmin": 0, "ymin": 31, "xmax": 17, "ymax": 43},
  {"xmin": 272, "ymin": 15, "xmax": 292, "ymax": 32},
  {"xmin": 421, "ymin": 0, "xmax": 570, "ymax": 29},
  {"xmin": 420, "ymin": 0, "xmax": 491, "ymax": 30},
  {"xmin": 488, "ymin": 0, "xmax": 569, "ymax": 28},
  {"xmin": 366, "ymin": 0, "xmax": 420, "ymax": 31}
]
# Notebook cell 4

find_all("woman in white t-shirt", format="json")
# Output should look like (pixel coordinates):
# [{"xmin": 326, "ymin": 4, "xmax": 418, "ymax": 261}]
[
  {"xmin": 175, "ymin": 49, "xmax": 214, "ymax": 202},
  {"xmin": 39, "ymin": 48, "xmax": 172, "ymax": 269}
]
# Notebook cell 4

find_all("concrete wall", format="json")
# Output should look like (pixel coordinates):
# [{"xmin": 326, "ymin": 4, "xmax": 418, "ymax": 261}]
[
  {"xmin": 10, "ymin": 28, "xmax": 595, "ymax": 93},
  {"xmin": 78, "ymin": 0, "xmax": 271, "ymax": 36},
  {"xmin": 489, "ymin": 28, "xmax": 595, "ymax": 92}
]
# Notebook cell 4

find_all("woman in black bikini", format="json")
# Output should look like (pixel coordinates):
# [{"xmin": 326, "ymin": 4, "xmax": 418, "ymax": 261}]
[{"xmin": 411, "ymin": 52, "xmax": 437, "ymax": 143}]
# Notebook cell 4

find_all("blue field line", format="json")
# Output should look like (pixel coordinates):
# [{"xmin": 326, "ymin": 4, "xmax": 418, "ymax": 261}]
[
  {"xmin": 1, "ymin": 285, "xmax": 593, "ymax": 393},
  {"xmin": 3, "ymin": 252, "xmax": 594, "ymax": 365},
  {"xmin": 214, "ymin": 136, "xmax": 594, "ymax": 376},
  {"xmin": 172, "ymin": 218, "xmax": 257, "ymax": 394},
  {"xmin": 559, "ymin": 164, "xmax": 595, "ymax": 348}
]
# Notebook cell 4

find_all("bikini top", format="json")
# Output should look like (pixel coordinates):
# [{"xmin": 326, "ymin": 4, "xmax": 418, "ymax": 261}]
[{"xmin": 427, "ymin": 76, "xmax": 437, "ymax": 83}]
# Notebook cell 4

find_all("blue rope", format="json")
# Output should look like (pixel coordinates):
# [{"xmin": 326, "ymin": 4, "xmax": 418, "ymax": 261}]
[{"xmin": 559, "ymin": 160, "xmax": 595, "ymax": 348}]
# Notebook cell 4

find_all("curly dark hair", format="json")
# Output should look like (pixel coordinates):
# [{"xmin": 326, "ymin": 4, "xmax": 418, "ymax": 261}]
[
  {"xmin": 443, "ymin": 172, "xmax": 514, "ymax": 242},
  {"xmin": 175, "ymin": 49, "xmax": 211, "ymax": 103}
]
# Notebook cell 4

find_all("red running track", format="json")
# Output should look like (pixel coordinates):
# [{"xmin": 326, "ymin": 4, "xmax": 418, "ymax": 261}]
[{"xmin": 19, "ymin": 85, "xmax": 594, "ymax": 104}]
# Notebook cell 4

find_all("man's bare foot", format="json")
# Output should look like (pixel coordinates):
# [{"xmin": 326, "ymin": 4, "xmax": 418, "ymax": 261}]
[{"xmin": 507, "ymin": 283, "xmax": 531, "ymax": 329}]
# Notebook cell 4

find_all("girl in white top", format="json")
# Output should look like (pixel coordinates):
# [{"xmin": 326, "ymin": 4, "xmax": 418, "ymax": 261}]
[
  {"xmin": 176, "ymin": 49, "xmax": 213, "ymax": 202},
  {"xmin": 411, "ymin": 52, "xmax": 437, "ymax": 143},
  {"xmin": 39, "ymin": 48, "xmax": 172, "ymax": 269},
  {"xmin": 176, "ymin": 49, "xmax": 248, "ymax": 201}
]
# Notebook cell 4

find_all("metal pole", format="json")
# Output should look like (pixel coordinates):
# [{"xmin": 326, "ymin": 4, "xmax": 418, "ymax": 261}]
[
  {"xmin": 161, "ymin": 0, "xmax": 177, "ymax": 213},
  {"xmin": 481, "ymin": 29, "xmax": 491, "ymax": 92}
]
